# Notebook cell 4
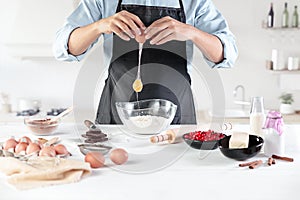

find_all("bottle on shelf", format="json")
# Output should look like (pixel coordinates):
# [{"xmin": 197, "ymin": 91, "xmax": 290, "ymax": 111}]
[
  {"xmin": 292, "ymin": 6, "xmax": 299, "ymax": 28},
  {"xmin": 282, "ymin": 2, "xmax": 289, "ymax": 28},
  {"xmin": 267, "ymin": 3, "xmax": 274, "ymax": 28}
]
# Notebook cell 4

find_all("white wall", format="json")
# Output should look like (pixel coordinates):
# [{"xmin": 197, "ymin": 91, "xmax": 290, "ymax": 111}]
[
  {"xmin": 0, "ymin": 0, "xmax": 300, "ymax": 116},
  {"xmin": 213, "ymin": 0, "xmax": 300, "ymax": 110},
  {"xmin": 0, "ymin": 45, "xmax": 82, "ymax": 111}
]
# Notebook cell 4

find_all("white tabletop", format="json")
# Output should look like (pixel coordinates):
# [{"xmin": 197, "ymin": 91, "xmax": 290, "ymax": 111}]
[{"xmin": 0, "ymin": 123, "xmax": 299, "ymax": 200}]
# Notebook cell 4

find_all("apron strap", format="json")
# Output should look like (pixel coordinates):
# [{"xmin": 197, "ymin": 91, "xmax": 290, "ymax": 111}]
[
  {"xmin": 116, "ymin": 0, "xmax": 123, "ymax": 12},
  {"xmin": 178, "ymin": 0, "xmax": 184, "ymax": 11},
  {"xmin": 178, "ymin": 0, "xmax": 186, "ymax": 22}
]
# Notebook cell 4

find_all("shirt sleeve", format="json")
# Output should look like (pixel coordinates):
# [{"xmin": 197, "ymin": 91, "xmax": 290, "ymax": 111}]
[
  {"xmin": 53, "ymin": 0, "xmax": 103, "ymax": 62},
  {"xmin": 194, "ymin": 0, "xmax": 238, "ymax": 68}
]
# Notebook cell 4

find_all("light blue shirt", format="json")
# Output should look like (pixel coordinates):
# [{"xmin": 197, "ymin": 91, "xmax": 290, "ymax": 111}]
[{"xmin": 53, "ymin": 0, "xmax": 238, "ymax": 71}]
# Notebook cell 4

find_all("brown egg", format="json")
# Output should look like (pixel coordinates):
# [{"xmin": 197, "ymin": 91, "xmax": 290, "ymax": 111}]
[
  {"xmin": 26, "ymin": 142, "xmax": 41, "ymax": 155},
  {"xmin": 3, "ymin": 137, "xmax": 18, "ymax": 150},
  {"xmin": 54, "ymin": 144, "xmax": 69, "ymax": 155},
  {"xmin": 39, "ymin": 146, "xmax": 56, "ymax": 157},
  {"xmin": 18, "ymin": 136, "xmax": 32, "ymax": 144},
  {"xmin": 15, "ymin": 142, "xmax": 28, "ymax": 154},
  {"xmin": 85, "ymin": 152, "xmax": 105, "ymax": 168},
  {"xmin": 109, "ymin": 148, "xmax": 128, "ymax": 165}
]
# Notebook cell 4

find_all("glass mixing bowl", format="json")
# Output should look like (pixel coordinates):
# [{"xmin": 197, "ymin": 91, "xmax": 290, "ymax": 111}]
[
  {"xmin": 115, "ymin": 99, "xmax": 177, "ymax": 135},
  {"xmin": 24, "ymin": 116, "xmax": 61, "ymax": 136}
]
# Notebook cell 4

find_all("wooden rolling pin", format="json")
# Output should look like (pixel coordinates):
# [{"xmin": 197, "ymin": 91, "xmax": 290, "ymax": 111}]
[{"xmin": 150, "ymin": 129, "xmax": 183, "ymax": 144}]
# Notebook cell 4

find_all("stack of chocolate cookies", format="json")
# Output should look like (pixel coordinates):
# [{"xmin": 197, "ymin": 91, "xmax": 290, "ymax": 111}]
[{"xmin": 82, "ymin": 120, "xmax": 109, "ymax": 143}]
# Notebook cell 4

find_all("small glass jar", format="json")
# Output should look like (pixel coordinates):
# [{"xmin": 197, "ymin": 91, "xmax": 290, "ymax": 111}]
[{"xmin": 263, "ymin": 111, "xmax": 285, "ymax": 156}]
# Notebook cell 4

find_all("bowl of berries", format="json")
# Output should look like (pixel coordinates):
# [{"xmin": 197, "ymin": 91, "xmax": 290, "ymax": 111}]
[{"xmin": 182, "ymin": 130, "xmax": 226, "ymax": 150}]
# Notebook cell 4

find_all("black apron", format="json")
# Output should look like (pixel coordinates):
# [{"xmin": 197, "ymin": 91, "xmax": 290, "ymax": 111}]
[{"xmin": 95, "ymin": 0, "xmax": 196, "ymax": 124}]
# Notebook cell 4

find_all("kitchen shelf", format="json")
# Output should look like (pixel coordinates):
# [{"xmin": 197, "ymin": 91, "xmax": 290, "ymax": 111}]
[
  {"xmin": 267, "ymin": 70, "xmax": 300, "ymax": 74},
  {"xmin": 263, "ymin": 27, "xmax": 300, "ymax": 31}
]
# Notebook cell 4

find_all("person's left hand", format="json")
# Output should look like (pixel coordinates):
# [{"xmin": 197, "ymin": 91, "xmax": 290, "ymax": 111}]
[{"xmin": 144, "ymin": 16, "xmax": 191, "ymax": 45}]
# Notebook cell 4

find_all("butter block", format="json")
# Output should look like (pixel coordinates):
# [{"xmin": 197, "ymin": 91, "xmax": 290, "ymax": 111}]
[{"xmin": 229, "ymin": 132, "xmax": 249, "ymax": 149}]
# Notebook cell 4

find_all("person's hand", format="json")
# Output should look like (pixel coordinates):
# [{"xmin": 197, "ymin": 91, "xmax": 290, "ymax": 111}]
[
  {"xmin": 100, "ymin": 10, "xmax": 146, "ymax": 41},
  {"xmin": 144, "ymin": 16, "xmax": 192, "ymax": 45}
]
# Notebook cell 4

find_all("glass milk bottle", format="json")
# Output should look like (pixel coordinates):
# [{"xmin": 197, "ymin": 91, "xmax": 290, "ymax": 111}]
[{"xmin": 249, "ymin": 97, "xmax": 266, "ymax": 137}]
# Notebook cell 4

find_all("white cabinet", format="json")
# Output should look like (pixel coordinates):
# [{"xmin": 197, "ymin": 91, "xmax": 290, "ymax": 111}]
[{"xmin": 0, "ymin": 0, "xmax": 79, "ymax": 58}]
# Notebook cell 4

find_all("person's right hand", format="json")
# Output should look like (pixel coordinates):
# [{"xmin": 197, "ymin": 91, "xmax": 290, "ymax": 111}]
[{"xmin": 99, "ymin": 10, "xmax": 146, "ymax": 41}]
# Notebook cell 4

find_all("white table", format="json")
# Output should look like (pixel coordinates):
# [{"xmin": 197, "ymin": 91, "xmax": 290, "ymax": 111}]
[{"xmin": 0, "ymin": 123, "xmax": 299, "ymax": 200}]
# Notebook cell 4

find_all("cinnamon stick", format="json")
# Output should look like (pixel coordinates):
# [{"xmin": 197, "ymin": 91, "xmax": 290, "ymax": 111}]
[
  {"xmin": 249, "ymin": 160, "xmax": 263, "ymax": 169},
  {"xmin": 268, "ymin": 157, "xmax": 274, "ymax": 166},
  {"xmin": 239, "ymin": 160, "xmax": 260, "ymax": 167},
  {"xmin": 272, "ymin": 154, "xmax": 294, "ymax": 162}
]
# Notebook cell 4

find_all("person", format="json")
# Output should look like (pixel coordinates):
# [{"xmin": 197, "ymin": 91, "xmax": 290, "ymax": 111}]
[{"xmin": 53, "ymin": 0, "xmax": 238, "ymax": 124}]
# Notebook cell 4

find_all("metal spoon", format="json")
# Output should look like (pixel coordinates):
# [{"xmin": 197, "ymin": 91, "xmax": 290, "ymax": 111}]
[
  {"xmin": 132, "ymin": 43, "xmax": 144, "ymax": 93},
  {"xmin": 84, "ymin": 119, "xmax": 100, "ymax": 131}
]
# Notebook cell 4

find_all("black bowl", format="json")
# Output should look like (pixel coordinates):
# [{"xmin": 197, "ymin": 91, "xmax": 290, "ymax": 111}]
[
  {"xmin": 183, "ymin": 133, "xmax": 224, "ymax": 150},
  {"xmin": 218, "ymin": 135, "xmax": 264, "ymax": 161}
]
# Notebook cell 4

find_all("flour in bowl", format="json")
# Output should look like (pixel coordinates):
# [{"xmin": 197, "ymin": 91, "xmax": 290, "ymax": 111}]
[{"xmin": 129, "ymin": 115, "xmax": 168, "ymax": 129}]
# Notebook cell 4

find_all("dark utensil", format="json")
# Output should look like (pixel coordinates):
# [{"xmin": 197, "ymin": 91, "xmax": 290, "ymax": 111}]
[
  {"xmin": 218, "ymin": 135, "xmax": 264, "ymax": 161},
  {"xmin": 183, "ymin": 138, "xmax": 219, "ymax": 150},
  {"xmin": 182, "ymin": 132, "xmax": 225, "ymax": 150}
]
